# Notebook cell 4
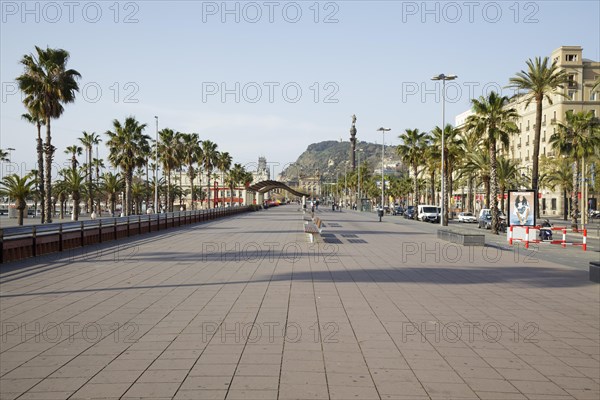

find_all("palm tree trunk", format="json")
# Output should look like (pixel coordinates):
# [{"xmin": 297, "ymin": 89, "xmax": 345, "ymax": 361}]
[
  {"xmin": 207, "ymin": 172, "xmax": 212, "ymax": 209},
  {"xmin": 110, "ymin": 195, "xmax": 116, "ymax": 216},
  {"xmin": 73, "ymin": 194, "xmax": 80, "ymax": 221},
  {"xmin": 413, "ymin": 164, "xmax": 418, "ymax": 220},
  {"xmin": 489, "ymin": 141, "xmax": 499, "ymax": 234},
  {"xmin": 571, "ymin": 160, "xmax": 579, "ymax": 229},
  {"xmin": 166, "ymin": 168, "xmax": 171, "ymax": 212},
  {"xmin": 36, "ymin": 123, "xmax": 46, "ymax": 224},
  {"xmin": 189, "ymin": 167, "xmax": 195, "ymax": 211},
  {"xmin": 468, "ymin": 176, "xmax": 474, "ymax": 213},
  {"xmin": 17, "ymin": 203, "xmax": 24, "ymax": 226},
  {"xmin": 532, "ymin": 98, "xmax": 543, "ymax": 219},
  {"xmin": 44, "ymin": 118, "xmax": 53, "ymax": 223},
  {"xmin": 429, "ymin": 170, "xmax": 435, "ymax": 204},
  {"xmin": 563, "ymin": 188, "xmax": 568, "ymax": 221},
  {"xmin": 443, "ymin": 161, "xmax": 449, "ymax": 226},
  {"xmin": 88, "ymin": 147, "xmax": 93, "ymax": 214},
  {"xmin": 484, "ymin": 177, "xmax": 490, "ymax": 209},
  {"xmin": 125, "ymin": 169, "xmax": 133, "ymax": 216}
]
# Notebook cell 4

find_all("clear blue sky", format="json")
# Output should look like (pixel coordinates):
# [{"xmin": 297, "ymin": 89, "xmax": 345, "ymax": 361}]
[{"xmin": 1, "ymin": 0, "xmax": 599, "ymax": 177}]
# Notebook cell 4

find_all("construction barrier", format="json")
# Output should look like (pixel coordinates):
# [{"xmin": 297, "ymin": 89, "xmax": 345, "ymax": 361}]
[{"xmin": 508, "ymin": 225, "xmax": 587, "ymax": 251}]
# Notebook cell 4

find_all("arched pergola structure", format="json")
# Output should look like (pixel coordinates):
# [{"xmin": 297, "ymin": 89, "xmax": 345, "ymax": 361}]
[{"xmin": 247, "ymin": 180, "xmax": 310, "ymax": 203}]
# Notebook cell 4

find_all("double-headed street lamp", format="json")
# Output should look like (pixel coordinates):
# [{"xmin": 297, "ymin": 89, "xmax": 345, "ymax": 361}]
[
  {"xmin": 431, "ymin": 74, "xmax": 457, "ymax": 226},
  {"xmin": 377, "ymin": 128, "xmax": 391, "ymax": 212}
]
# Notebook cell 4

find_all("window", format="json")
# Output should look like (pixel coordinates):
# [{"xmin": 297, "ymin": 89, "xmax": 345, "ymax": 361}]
[
  {"xmin": 551, "ymin": 198, "xmax": 557, "ymax": 210},
  {"xmin": 567, "ymin": 74, "xmax": 576, "ymax": 87},
  {"xmin": 591, "ymin": 110, "xmax": 596, "ymax": 117},
  {"xmin": 566, "ymin": 54, "xmax": 577, "ymax": 61},
  {"xmin": 592, "ymin": 92, "xmax": 597, "ymax": 101},
  {"xmin": 568, "ymin": 90, "xmax": 576, "ymax": 100}
]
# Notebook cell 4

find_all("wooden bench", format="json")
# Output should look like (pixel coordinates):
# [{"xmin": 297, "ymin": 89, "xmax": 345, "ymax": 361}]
[{"xmin": 437, "ymin": 229, "xmax": 485, "ymax": 246}]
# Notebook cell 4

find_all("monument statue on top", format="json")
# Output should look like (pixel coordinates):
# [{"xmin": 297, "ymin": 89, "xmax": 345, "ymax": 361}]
[{"xmin": 350, "ymin": 114, "xmax": 357, "ymax": 171}]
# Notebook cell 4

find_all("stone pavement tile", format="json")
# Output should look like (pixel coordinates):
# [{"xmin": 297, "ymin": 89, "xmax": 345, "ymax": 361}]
[
  {"xmin": 375, "ymin": 379, "xmax": 429, "ymax": 397},
  {"xmin": 137, "ymin": 369, "xmax": 188, "ymax": 383},
  {"xmin": 453, "ymin": 365, "xmax": 504, "ymax": 379},
  {"xmin": 226, "ymin": 389, "xmax": 278, "ymax": 399},
  {"xmin": 421, "ymin": 381, "xmax": 479, "ymax": 399},
  {"xmin": 70, "ymin": 382, "xmax": 131, "ymax": 399},
  {"xmin": 575, "ymin": 367, "xmax": 600, "ymax": 379},
  {"xmin": 328, "ymin": 385, "xmax": 380, "ymax": 399},
  {"xmin": 115, "ymin": 349, "xmax": 164, "ymax": 360},
  {"xmin": 122, "ymin": 382, "xmax": 180, "ymax": 398},
  {"xmin": 560, "ymin": 356, "xmax": 600, "ymax": 368},
  {"xmin": 229, "ymin": 375, "xmax": 279, "ymax": 390},
  {"xmin": 1, "ymin": 365, "xmax": 58, "ymax": 379},
  {"xmin": 47, "ymin": 365, "xmax": 105, "ymax": 378},
  {"xmin": 235, "ymin": 363, "xmax": 280, "ymax": 376},
  {"xmin": 179, "ymin": 376, "xmax": 232, "ymax": 391},
  {"xmin": 149, "ymin": 357, "xmax": 196, "ymax": 370},
  {"xmin": 173, "ymin": 390, "xmax": 227, "ymax": 399},
  {"xmin": 496, "ymin": 367, "xmax": 549, "ymax": 381},
  {"xmin": 549, "ymin": 375, "xmax": 600, "ymax": 390},
  {"xmin": 473, "ymin": 391, "xmax": 528, "ymax": 399},
  {"xmin": 16, "ymin": 392, "xmax": 77, "ymax": 399},
  {"xmin": 564, "ymin": 388, "xmax": 600, "ymax": 399},
  {"xmin": 279, "ymin": 371, "xmax": 327, "ymax": 386},
  {"xmin": 89, "ymin": 369, "xmax": 144, "ymax": 384},
  {"xmin": 325, "ymin": 372, "xmax": 373, "ymax": 387},
  {"xmin": 412, "ymin": 368, "xmax": 465, "ymax": 383},
  {"xmin": 189, "ymin": 363, "xmax": 237, "ymax": 377},
  {"xmin": 509, "ymin": 379, "xmax": 570, "ymax": 396},
  {"xmin": 281, "ymin": 358, "xmax": 325, "ymax": 372},
  {"xmin": 238, "ymin": 352, "xmax": 281, "ymax": 365},
  {"xmin": 462, "ymin": 377, "xmax": 520, "ymax": 393},
  {"xmin": 278, "ymin": 383, "xmax": 328, "ymax": 400},
  {"xmin": 27, "ymin": 377, "xmax": 88, "ymax": 392}
]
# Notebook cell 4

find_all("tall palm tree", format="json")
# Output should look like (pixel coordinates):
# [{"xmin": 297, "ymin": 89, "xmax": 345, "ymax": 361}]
[
  {"xmin": 432, "ymin": 124, "xmax": 464, "ymax": 225},
  {"xmin": 546, "ymin": 157, "xmax": 574, "ymax": 221},
  {"xmin": 100, "ymin": 172, "xmax": 124, "ymax": 217},
  {"xmin": 549, "ymin": 110, "xmax": 600, "ymax": 228},
  {"xmin": 508, "ymin": 56, "xmax": 569, "ymax": 217},
  {"xmin": 180, "ymin": 133, "xmax": 200, "ymax": 210},
  {"xmin": 423, "ymin": 143, "xmax": 440, "ymax": 205},
  {"xmin": 466, "ymin": 92, "xmax": 519, "ymax": 234},
  {"xmin": 457, "ymin": 127, "xmax": 483, "ymax": 213},
  {"xmin": 79, "ymin": 131, "xmax": 101, "ymax": 214},
  {"xmin": 0, "ymin": 174, "xmax": 35, "ymax": 225},
  {"xmin": 92, "ymin": 157, "xmax": 105, "ymax": 214},
  {"xmin": 463, "ymin": 150, "xmax": 491, "ymax": 210},
  {"xmin": 21, "ymin": 111, "xmax": 46, "ymax": 222},
  {"xmin": 157, "ymin": 128, "xmax": 178, "ymax": 212},
  {"xmin": 0, "ymin": 149, "xmax": 9, "ymax": 162},
  {"xmin": 59, "ymin": 168, "xmax": 85, "ymax": 220},
  {"xmin": 217, "ymin": 151, "xmax": 232, "ymax": 206},
  {"xmin": 496, "ymin": 156, "xmax": 524, "ymax": 213},
  {"xmin": 201, "ymin": 140, "xmax": 219, "ymax": 209},
  {"xmin": 105, "ymin": 117, "xmax": 150, "ymax": 216},
  {"xmin": 16, "ymin": 46, "xmax": 81, "ymax": 223},
  {"xmin": 397, "ymin": 129, "xmax": 428, "ymax": 219},
  {"xmin": 64, "ymin": 145, "xmax": 82, "ymax": 173}
]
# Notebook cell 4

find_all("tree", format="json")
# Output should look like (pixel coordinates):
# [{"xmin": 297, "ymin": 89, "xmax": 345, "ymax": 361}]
[
  {"xmin": 180, "ymin": 133, "xmax": 200, "ymax": 210},
  {"xmin": 431, "ymin": 124, "xmax": 464, "ymax": 224},
  {"xmin": 105, "ymin": 117, "xmax": 150, "ymax": 216},
  {"xmin": 21, "ymin": 111, "xmax": 46, "ymax": 222},
  {"xmin": 64, "ymin": 145, "xmax": 82, "ymax": 173},
  {"xmin": 0, "ymin": 174, "xmax": 35, "ymax": 225},
  {"xmin": 546, "ymin": 157, "xmax": 574, "ymax": 221},
  {"xmin": 496, "ymin": 156, "xmax": 524, "ymax": 213},
  {"xmin": 397, "ymin": 129, "xmax": 428, "ymax": 219},
  {"xmin": 16, "ymin": 46, "xmax": 81, "ymax": 223},
  {"xmin": 100, "ymin": 172, "xmax": 123, "ymax": 217},
  {"xmin": 79, "ymin": 131, "xmax": 101, "ymax": 214},
  {"xmin": 508, "ymin": 56, "xmax": 569, "ymax": 218},
  {"xmin": 466, "ymin": 92, "xmax": 519, "ymax": 234},
  {"xmin": 217, "ymin": 151, "xmax": 232, "ymax": 206},
  {"xmin": 201, "ymin": 140, "xmax": 219, "ymax": 209},
  {"xmin": 463, "ymin": 150, "xmax": 491, "ymax": 210},
  {"xmin": 457, "ymin": 127, "xmax": 483, "ymax": 213},
  {"xmin": 0, "ymin": 149, "xmax": 9, "ymax": 162},
  {"xmin": 59, "ymin": 168, "xmax": 85, "ymax": 220},
  {"xmin": 157, "ymin": 128, "xmax": 178, "ymax": 212},
  {"xmin": 549, "ymin": 110, "xmax": 600, "ymax": 228}
]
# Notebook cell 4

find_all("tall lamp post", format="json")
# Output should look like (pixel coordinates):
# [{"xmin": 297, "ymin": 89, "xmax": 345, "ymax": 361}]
[
  {"xmin": 154, "ymin": 116, "xmax": 159, "ymax": 213},
  {"xmin": 431, "ymin": 74, "xmax": 457, "ymax": 226},
  {"xmin": 377, "ymin": 128, "xmax": 391, "ymax": 211},
  {"xmin": 356, "ymin": 148, "xmax": 363, "ymax": 209}
]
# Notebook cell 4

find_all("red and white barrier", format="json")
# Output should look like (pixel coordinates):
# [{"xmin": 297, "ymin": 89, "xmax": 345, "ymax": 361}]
[{"xmin": 508, "ymin": 225, "xmax": 587, "ymax": 251}]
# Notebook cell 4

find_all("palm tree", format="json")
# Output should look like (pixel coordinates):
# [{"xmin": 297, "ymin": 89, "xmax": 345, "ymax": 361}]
[
  {"xmin": 457, "ymin": 127, "xmax": 483, "ymax": 213},
  {"xmin": 463, "ymin": 150, "xmax": 491, "ymax": 210},
  {"xmin": 423, "ymin": 144, "xmax": 440, "ymax": 205},
  {"xmin": 21, "ymin": 111, "xmax": 46, "ymax": 222},
  {"xmin": 105, "ymin": 117, "xmax": 150, "ymax": 216},
  {"xmin": 64, "ymin": 145, "xmax": 82, "ymax": 173},
  {"xmin": 180, "ymin": 133, "xmax": 200, "ymax": 210},
  {"xmin": 59, "ymin": 168, "xmax": 85, "ymax": 220},
  {"xmin": 201, "ymin": 140, "xmax": 219, "ymax": 209},
  {"xmin": 546, "ymin": 157, "xmax": 574, "ymax": 221},
  {"xmin": 100, "ymin": 172, "xmax": 123, "ymax": 217},
  {"xmin": 496, "ymin": 156, "xmax": 524, "ymax": 213},
  {"xmin": 0, "ymin": 149, "xmax": 9, "ymax": 162},
  {"xmin": 432, "ymin": 124, "xmax": 464, "ymax": 225},
  {"xmin": 466, "ymin": 92, "xmax": 519, "ymax": 234},
  {"xmin": 549, "ymin": 110, "xmax": 600, "ymax": 228},
  {"xmin": 16, "ymin": 46, "xmax": 81, "ymax": 223},
  {"xmin": 508, "ymin": 57, "xmax": 569, "ymax": 217},
  {"xmin": 217, "ymin": 151, "xmax": 232, "ymax": 206},
  {"xmin": 0, "ymin": 174, "xmax": 35, "ymax": 225},
  {"xmin": 157, "ymin": 128, "xmax": 178, "ymax": 212},
  {"xmin": 79, "ymin": 131, "xmax": 101, "ymax": 214},
  {"xmin": 397, "ymin": 129, "xmax": 428, "ymax": 219},
  {"xmin": 92, "ymin": 157, "xmax": 105, "ymax": 214}
]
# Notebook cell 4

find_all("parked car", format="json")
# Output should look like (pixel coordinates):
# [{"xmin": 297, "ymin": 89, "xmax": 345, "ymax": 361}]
[
  {"xmin": 458, "ymin": 212, "xmax": 477, "ymax": 223},
  {"xmin": 418, "ymin": 205, "xmax": 440, "ymax": 223},
  {"xmin": 403, "ymin": 206, "xmax": 415, "ymax": 219},
  {"xmin": 392, "ymin": 206, "xmax": 404, "ymax": 216},
  {"xmin": 478, "ymin": 209, "xmax": 506, "ymax": 229}
]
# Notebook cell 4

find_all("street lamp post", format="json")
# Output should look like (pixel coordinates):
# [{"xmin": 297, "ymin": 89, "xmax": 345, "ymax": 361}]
[
  {"xmin": 377, "ymin": 128, "xmax": 391, "ymax": 213},
  {"xmin": 154, "ymin": 116, "xmax": 159, "ymax": 213},
  {"xmin": 431, "ymin": 74, "xmax": 457, "ymax": 226},
  {"xmin": 356, "ymin": 148, "xmax": 363, "ymax": 210}
]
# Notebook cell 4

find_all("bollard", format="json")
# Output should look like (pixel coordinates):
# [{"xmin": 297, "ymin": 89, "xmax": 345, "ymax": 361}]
[
  {"xmin": 509, "ymin": 225, "xmax": 513, "ymax": 245},
  {"xmin": 583, "ymin": 229, "xmax": 587, "ymax": 251},
  {"xmin": 525, "ymin": 226, "xmax": 529, "ymax": 249},
  {"xmin": 562, "ymin": 228, "xmax": 567, "ymax": 247}
]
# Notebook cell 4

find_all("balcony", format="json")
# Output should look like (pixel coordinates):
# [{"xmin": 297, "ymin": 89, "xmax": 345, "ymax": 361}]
[
  {"xmin": 551, "ymin": 118, "xmax": 557, "ymax": 124},
  {"xmin": 517, "ymin": 143, "xmax": 522, "ymax": 148},
  {"xmin": 525, "ymin": 141, "xmax": 529, "ymax": 146},
  {"xmin": 526, "ymin": 126, "xmax": 530, "ymax": 131},
  {"xmin": 568, "ymin": 81, "xmax": 577, "ymax": 88}
]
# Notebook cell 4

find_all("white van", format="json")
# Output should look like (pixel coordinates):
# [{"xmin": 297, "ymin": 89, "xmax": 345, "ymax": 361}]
[{"xmin": 417, "ymin": 205, "xmax": 440, "ymax": 223}]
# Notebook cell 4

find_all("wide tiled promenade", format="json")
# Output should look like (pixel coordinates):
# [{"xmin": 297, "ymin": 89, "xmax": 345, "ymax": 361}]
[{"xmin": 0, "ymin": 206, "xmax": 598, "ymax": 400}]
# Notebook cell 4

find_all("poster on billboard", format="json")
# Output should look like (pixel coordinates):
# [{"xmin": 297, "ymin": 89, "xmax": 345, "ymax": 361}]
[{"xmin": 508, "ymin": 190, "xmax": 536, "ymax": 226}]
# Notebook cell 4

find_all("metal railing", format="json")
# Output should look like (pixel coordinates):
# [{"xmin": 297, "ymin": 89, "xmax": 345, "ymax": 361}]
[{"xmin": 0, "ymin": 206, "xmax": 258, "ymax": 263}]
